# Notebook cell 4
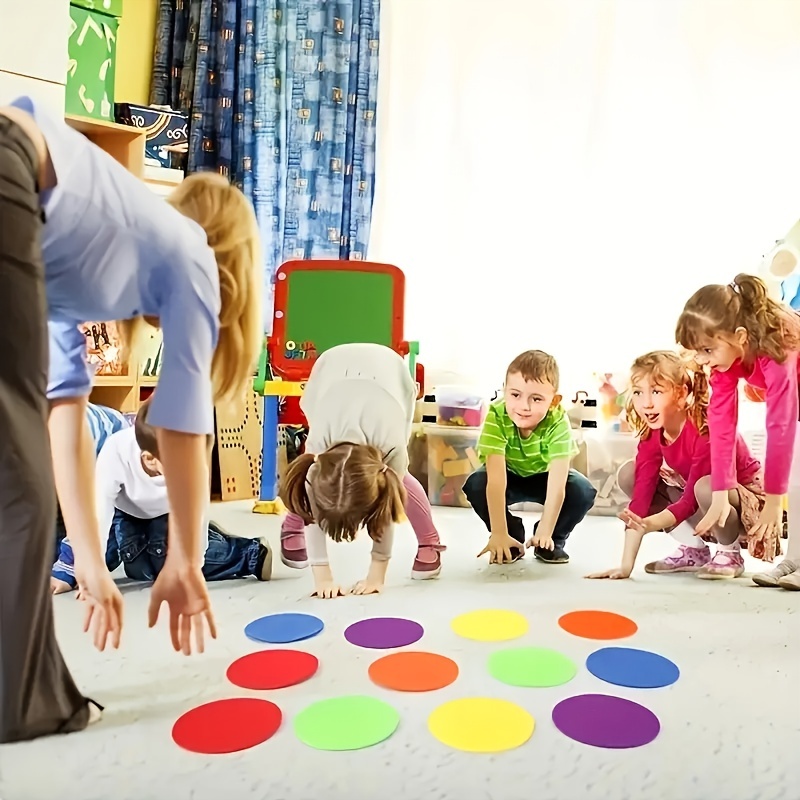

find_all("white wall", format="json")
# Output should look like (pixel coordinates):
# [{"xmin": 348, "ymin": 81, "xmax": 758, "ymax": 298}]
[
  {"xmin": 370, "ymin": 0, "xmax": 800, "ymax": 399},
  {"xmin": 0, "ymin": 0, "xmax": 68, "ymax": 114}
]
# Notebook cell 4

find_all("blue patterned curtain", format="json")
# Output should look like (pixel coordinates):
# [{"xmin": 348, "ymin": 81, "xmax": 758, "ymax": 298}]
[
  {"xmin": 150, "ymin": 0, "xmax": 256, "ymax": 194},
  {"xmin": 152, "ymin": 0, "xmax": 381, "ymax": 328}
]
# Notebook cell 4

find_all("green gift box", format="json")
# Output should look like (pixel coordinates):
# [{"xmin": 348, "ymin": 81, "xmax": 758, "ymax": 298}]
[{"xmin": 66, "ymin": 0, "xmax": 124, "ymax": 121}]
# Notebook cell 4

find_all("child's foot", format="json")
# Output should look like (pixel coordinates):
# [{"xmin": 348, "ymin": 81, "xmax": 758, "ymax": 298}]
[
  {"xmin": 644, "ymin": 544, "xmax": 710, "ymax": 574},
  {"xmin": 533, "ymin": 545, "xmax": 569, "ymax": 564},
  {"xmin": 753, "ymin": 558, "xmax": 798, "ymax": 587},
  {"xmin": 256, "ymin": 540, "xmax": 273, "ymax": 581},
  {"xmin": 696, "ymin": 549, "xmax": 744, "ymax": 580},
  {"xmin": 412, "ymin": 544, "xmax": 446, "ymax": 579},
  {"xmin": 50, "ymin": 577, "xmax": 74, "ymax": 595},
  {"xmin": 280, "ymin": 529, "xmax": 308, "ymax": 570},
  {"xmin": 777, "ymin": 568, "xmax": 800, "ymax": 590},
  {"xmin": 88, "ymin": 699, "xmax": 104, "ymax": 726}
]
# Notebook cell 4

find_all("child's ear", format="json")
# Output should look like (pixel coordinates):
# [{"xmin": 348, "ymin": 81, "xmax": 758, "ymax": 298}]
[{"xmin": 551, "ymin": 393, "xmax": 563, "ymax": 408}]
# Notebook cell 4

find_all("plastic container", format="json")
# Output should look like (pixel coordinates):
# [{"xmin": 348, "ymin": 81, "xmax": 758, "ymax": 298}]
[
  {"xmin": 425, "ymin": 423, "xmax": 481, "ymax": 507},
  {"xmin": 435, "ymin": 385, "xmax": 486, "ymax": 427},
  {"xmin": 572, "ymin": 429, "xmax": 638, "ymax": 516}
]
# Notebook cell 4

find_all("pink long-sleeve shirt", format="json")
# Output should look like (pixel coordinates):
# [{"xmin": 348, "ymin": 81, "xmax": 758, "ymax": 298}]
[
  {"xmin": 708, "ymin": 352, "xmax": 798, "ymax": 495},
  {"xmin": 628, "ymin": 420, "xmax": 760, "ymax": 524}
]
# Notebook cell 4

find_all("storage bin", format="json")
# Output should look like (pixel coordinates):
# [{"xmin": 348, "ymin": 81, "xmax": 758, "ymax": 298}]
[
  {"xmin": 66, "ymin": 0, "xmax": 123, "ymax": 121},
  {"xmin": 435, "ymin": 385, "xmax": 486, "ymax": 427},
  {"xmin": 426, "ymin": 423, "xmax": 481, "ymax": 508},
  {"xmin": 572, "ymin": 429, "xmax": 638, "ymax": 516},
  {"xmin": 407, "ymin": 423, "xmax": 428, "ymax": 493}
]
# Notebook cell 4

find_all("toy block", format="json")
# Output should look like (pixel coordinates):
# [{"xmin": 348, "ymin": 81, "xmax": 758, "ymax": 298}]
[
  {"xmin": 442, "ymin": 457, "xmax": 472, "ymax": 478},
  {"xmin": 465, "ymin": 447, "xmax": 481, "ymax": 469}
]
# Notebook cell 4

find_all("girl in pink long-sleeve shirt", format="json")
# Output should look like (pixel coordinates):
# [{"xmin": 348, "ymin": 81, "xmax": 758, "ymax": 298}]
[
  {"xmin": 587, "ymin": 351, "xmax": 767, "ymax": 581},
  {"xmin": 676, "ymin": 273, "xmax": 800, "ymax": 591}
]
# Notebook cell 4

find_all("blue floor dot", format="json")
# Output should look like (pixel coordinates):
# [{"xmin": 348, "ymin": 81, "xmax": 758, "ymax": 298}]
[
  {"xmin": 245, "ymin": 613, "xmax": 324, "ymax": 644},
  {"xmin": 586, "ymin": 647, "xmax": 680, "ymax": 689}
]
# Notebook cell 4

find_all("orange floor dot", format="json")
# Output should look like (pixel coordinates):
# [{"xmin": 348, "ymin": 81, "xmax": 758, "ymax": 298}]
[
  {"xmin": 368, "ymin": 651, "xmax": 459, "ymax": 692},
  {"xmin": 558, "ymin": 610, "xmax": 638, "ymax": 640}
]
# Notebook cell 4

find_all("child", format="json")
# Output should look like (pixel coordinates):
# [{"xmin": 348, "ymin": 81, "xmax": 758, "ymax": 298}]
[
  {"xmin": 585, "ymin": 350, "xmax": 768, "ymax": 581},
  {"xmin": 51, "ymin": 399, "xmax": 272, "ymax": 594},
  {"xmin": 279, "ymin": 343, "xmax": 445, "ymax": 599},
  {"xmin": 464, "ymin": 350, "xmax": 596, "ymax": 565},
  {"xmin": 0, "ymin": 96, "xmax": 260, "ymax": 741},
  {"xmin": 676, "ymin": 273, "xmax": 800, "ymax": 590}
]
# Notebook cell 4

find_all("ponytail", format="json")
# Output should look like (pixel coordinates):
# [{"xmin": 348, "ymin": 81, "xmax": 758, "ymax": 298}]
[
  {"xmin": 279, "ymin": 453, "xmax": 316, "ymax": 523},
  {"xmin": 685, "ymin": 360, "xmax": 709, "ymax": 436},
  {"xmin": 363, "ymin": 467, "xmax": 407, "ymax": 542}
]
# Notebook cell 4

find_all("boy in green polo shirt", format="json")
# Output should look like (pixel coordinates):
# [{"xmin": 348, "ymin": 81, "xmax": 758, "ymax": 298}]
[{"xmin": 465, "ymin": 350, "xmax": 596, "ymax": 565}]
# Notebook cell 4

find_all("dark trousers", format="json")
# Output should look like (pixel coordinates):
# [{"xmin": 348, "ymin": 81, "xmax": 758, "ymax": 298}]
[
  {"xmin": 463, "ymin": 466, "xmax": 597, "ymax": 546},
  {"xmin": 108, "ymin": 510, "xmax": 263, "ymax": 582},
  {"xmin": 0, "ymin": 116, "xmax": 90, "ymax": 742}
]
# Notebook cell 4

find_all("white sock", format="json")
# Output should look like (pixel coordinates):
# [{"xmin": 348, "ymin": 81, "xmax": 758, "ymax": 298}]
[
  {"xmin": 717, "ymin": 541, "xmax": 741, "ymax": 552},
  {"xmin": 671, "ymin": 521, "xmax": 706, "ymax": 548}
]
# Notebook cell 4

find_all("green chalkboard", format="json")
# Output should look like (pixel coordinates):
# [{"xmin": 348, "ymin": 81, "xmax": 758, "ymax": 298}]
[{"xmin": 284, "ymin": 270, "xmax": 395, "ymax": 355}]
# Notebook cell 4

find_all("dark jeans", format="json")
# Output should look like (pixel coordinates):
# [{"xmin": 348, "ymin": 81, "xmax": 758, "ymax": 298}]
[
  {"xmin": 109, "ymin": 510, "xmax": 263, "ymax": 582},
  {"xmin": 463, "ymin": 467, "xmax": 597, "ymax": 547}
]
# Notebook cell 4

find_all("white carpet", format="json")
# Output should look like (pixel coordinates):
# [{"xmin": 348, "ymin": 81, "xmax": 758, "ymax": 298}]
[{"xmin": 0, "ymin": 502, "xmax": 796, "ymax": 800}]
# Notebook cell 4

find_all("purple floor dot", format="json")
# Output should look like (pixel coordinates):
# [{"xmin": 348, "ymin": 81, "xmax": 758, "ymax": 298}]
[
  {"xmin": 552, "ymin": 693, "xmax": 661, "ymax": 749},
  {"xmin": 344, "ymin": 617, "xmax": 424, "ymax": 649}
]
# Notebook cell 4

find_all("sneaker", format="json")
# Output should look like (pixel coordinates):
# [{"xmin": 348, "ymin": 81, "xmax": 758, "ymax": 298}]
[
  {"xmin": 256, "ymin": 540, "xmax": 273, "ymax": 581},
  {"xmin": 533, "ymin": 545, "xmax": 569, "ymax": 564},
  {"xmin": 87, "ymin": 699, "xmax": 104, "ymax": 726},
  {"xmin": 777, "ymin": 569, "xmax": 800, "ymax": 591},
  {"xmin": 280, "ymin": 528, "xmax": 308, "ymax": 570},
  {"xmin": 753, "ymin": 558, "xmax": 798, "ymax": 588},
  {"xmin": 644, "ymin": 544, "xmax": 711, "ymax": 574},
  {"xmin": 696, "ymin": 549, "xmax": 744, "ymax": 580},
  {"xmin": 411, "ymin": 544, "xmax": 445, "ymax": 580}
]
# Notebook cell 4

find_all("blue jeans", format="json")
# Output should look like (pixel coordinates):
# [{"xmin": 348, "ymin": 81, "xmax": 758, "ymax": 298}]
[
  {"xmin": 110, "ymin": 510, "xmax": 263, "ymax": 582},
  {"xmin": 463, "ymin": 467, "xmax": 597, "ymax": 547}
]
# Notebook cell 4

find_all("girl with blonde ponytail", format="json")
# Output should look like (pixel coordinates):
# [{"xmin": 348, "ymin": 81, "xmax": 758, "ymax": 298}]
[
  {"xmin": 587, "ymin": 350, "xmax": 768, "ymax": 581},
  {"xmin": 676, "ymin": 273, "xmax": 800, "ymax": 590}
]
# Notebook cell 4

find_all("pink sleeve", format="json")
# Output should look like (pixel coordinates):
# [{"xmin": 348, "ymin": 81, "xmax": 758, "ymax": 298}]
[
  {"xmin": 760, "ymin": 353, "xmax": 799, "ymax": 495},
  {"xmin": 627, "ymin": 435, "xmax": 662, "ymax": 518},
  {"xmin": 666, "ymin": 431, "xmax": 710, "ymax": 524},
  {"xmin": 708, "ymin": 367, "xmax": 740, "ymax": 491}
]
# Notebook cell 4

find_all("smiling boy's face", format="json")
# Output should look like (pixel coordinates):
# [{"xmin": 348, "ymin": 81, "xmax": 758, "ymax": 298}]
[{"xmin": 504, "ymin": 371, "xmax": 559, "ymax": 433}]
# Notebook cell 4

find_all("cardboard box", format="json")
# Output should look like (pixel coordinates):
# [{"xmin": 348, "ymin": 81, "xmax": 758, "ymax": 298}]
[
  {"xmin": 115, "ymin": 103, "xmax": 188, "ymax": 169},
  {"xmin": 66, "ymin": 0, "xmax": 123, "ymax": 121}
]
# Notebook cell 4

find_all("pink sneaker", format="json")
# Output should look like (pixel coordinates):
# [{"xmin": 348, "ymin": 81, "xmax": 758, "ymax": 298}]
[
  {"xmin": 411, "ymin": 544, "xmax": 445, "ymax": 580},
  {"xmin": 644, "ymin": 544, "xmax": 711, "ymax": 574},
  {"xmin": 280, "ymin": 525, "xmax": 308, "ymax": 570},
  {"xmin": 696, "ymin": 549, "xmax": 744, "ymax": 580}
]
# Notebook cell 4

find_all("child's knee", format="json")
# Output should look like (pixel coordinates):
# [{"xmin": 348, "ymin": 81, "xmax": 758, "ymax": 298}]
[
  {"xmin": 693, "ymin": 475, "xmax": 713, "ymax": 509},
  {"xmin": 463, "ymin": 469, "xmax": 487, "ymax": 501},
  {"xmin": 616, "ymin": 459, "xmax": 635, "ymax": 498},
  {"xmin": 568, "ymin": 471, "xmax": 597, "ymax": 514}
]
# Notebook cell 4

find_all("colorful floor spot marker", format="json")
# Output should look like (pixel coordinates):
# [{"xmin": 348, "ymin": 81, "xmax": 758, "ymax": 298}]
[
  {"xmin": 244, "ymin": 613, "xmax": 324, "ymax": 644},
  {"xmin": 172, "ymin": 698, "xmax": 282, "ymax": 754},
  {"xmin": 368, "ymin": 651, "xmax": 459, "ymax": 692},
  {"xmin": 293, "ymin": 695, "xmax": 400, "ymax": 751},
  {"xmin": 451, "ymin": 609, "xmax": 528, "ymax": 642},
  {"xmin": 226, "ymin": 649, "xmax": 319, "ymax": 691},
  {"xmin": 428, "ymin": 698, "xmax": 535, "ymax": 753},
  {"xmin": 488, "ymin": 646, "xmax": 577, "ymax": 688},
  {"xmin": 552, "ymin": 694, "xmax": 660, "ymax": 749},
  {"xmin": 558, "ymin": 610, "xmax": 638, "ymax": 640},
  {"xmin": 344, "ymin": 617, "xmax": 423, "ymax": 649},
  {"xmin": 586, "ymin": 647, "xmax": 679, "ymax": 689}
]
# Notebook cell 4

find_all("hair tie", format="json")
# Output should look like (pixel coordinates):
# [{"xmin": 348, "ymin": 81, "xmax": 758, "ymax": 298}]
[
  {"xmin": 381, "ymin": 464, "xmax": 388, "ymax": 473},
  {"xmin": 729, "ymin": 281, "xmax": 739, "ymax": 294}
]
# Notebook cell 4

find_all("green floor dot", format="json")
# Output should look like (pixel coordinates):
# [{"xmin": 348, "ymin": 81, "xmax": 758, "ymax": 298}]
[
  {"xmin": 293, "ymin": 695, "xmax": 400, "ymax": 751},
  {"xmin": 488, "ymin": 646, "xmax": 577, "ymax": 688}
]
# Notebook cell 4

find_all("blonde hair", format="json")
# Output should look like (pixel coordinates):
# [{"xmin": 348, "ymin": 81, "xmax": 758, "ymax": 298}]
[
  {"xmin": 120, "ymin": 172, "xmax": 262, "ymax": 408},
  {"xmin": 625, "ymin": 350, "xmax": 709, "ymax": 438},
  {"xmin": 675, "ymin": 273, "xmax": 800, "ymax": 364},
  {"xmin": 506, "ymin": 349, "xmax": 560, "ymax": 390},
  {"xmin": 280, "ymin": 442, "xmax": 406, "ymax": 543}
]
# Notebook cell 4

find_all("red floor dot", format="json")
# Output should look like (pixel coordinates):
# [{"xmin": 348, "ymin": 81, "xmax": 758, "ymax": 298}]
[
  {"xmin": 226, "ymin": 649, "xmax": 319, "ymax": 690},
  {"xmin": 172, "ymin": 698, "xmax": 282, "ymax": 754}
]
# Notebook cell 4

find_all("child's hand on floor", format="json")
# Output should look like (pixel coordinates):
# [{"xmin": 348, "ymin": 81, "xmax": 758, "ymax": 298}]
[
  {"xmin": 477, "ymin": 534, "xmax": 524, "ymax": 564},
  {"xmin": 585, "ymin": 566, "xmax": 632, "ymax": 580},
  {"xmin": 526, "ymin": 531, "xmax": 554, "ymax": 551},
  {"xmin": 312, "ymin": 582, "xmax": 348, "ymax": 599},
  {"xmin": 50, "ymin": 577, "xmax": 74, "ymax": 595},
  {"xmin": 352, "ymin": 579, "xmax": 383, "ymax": 595}
]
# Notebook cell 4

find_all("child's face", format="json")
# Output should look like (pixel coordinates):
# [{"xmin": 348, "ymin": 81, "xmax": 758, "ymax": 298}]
[
  {"xmin": 631, "ymin": 374, "xmax": 683, "ymax": 431},
  {"xmin": 504, "ymin": 371, "xmax": 559, "ymax": 432},
  {"xmin": 141, "ymin": 451, "xmax": 164, "ymax": 476},
  {"xmin": 692, "ymin": 332, "xmax": 745, "ymax": 372}
]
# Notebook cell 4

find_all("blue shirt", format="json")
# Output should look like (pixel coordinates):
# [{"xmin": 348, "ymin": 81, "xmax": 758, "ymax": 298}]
[{"xmin": 11, "ymin": 96, "xmax": 220, "ymax": 435}]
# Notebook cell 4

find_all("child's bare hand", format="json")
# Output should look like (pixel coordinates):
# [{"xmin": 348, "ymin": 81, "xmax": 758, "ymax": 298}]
[
  {"xmin": 51, "ymin": 577, "xmax": 74, "ymax": 595},
  {"xmin": 351, "ymin": 579, "xmax": 383, "ymax": 596},
  {"xmin": 312, "ymin": 582, "xmax": 348, "ymax": 599},
  {"xmin": 585, "ymin": 566, "xmax": 632, "ymax": 580},
  {"xmin": 527, "ymin": 532, "xmax": 554, "ymax": 550},
  {"xmin": 477, "ymin": 534, "xmax": 524, "ymax": 564}
]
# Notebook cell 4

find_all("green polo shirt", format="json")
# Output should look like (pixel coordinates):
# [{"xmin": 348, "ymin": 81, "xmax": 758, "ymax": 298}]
[{"xmin": 476, "ymin": 399, "xmax": 578, "ymax": 477}]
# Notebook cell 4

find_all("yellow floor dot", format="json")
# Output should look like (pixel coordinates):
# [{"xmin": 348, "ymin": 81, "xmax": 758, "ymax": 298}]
[
  {"xmin": 428, "ymin": 697, "xmax": 535, "ymax": 753},
  {"xmin": 451, "ymin": 609, "xmax": 529, "ymax": 641}
]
